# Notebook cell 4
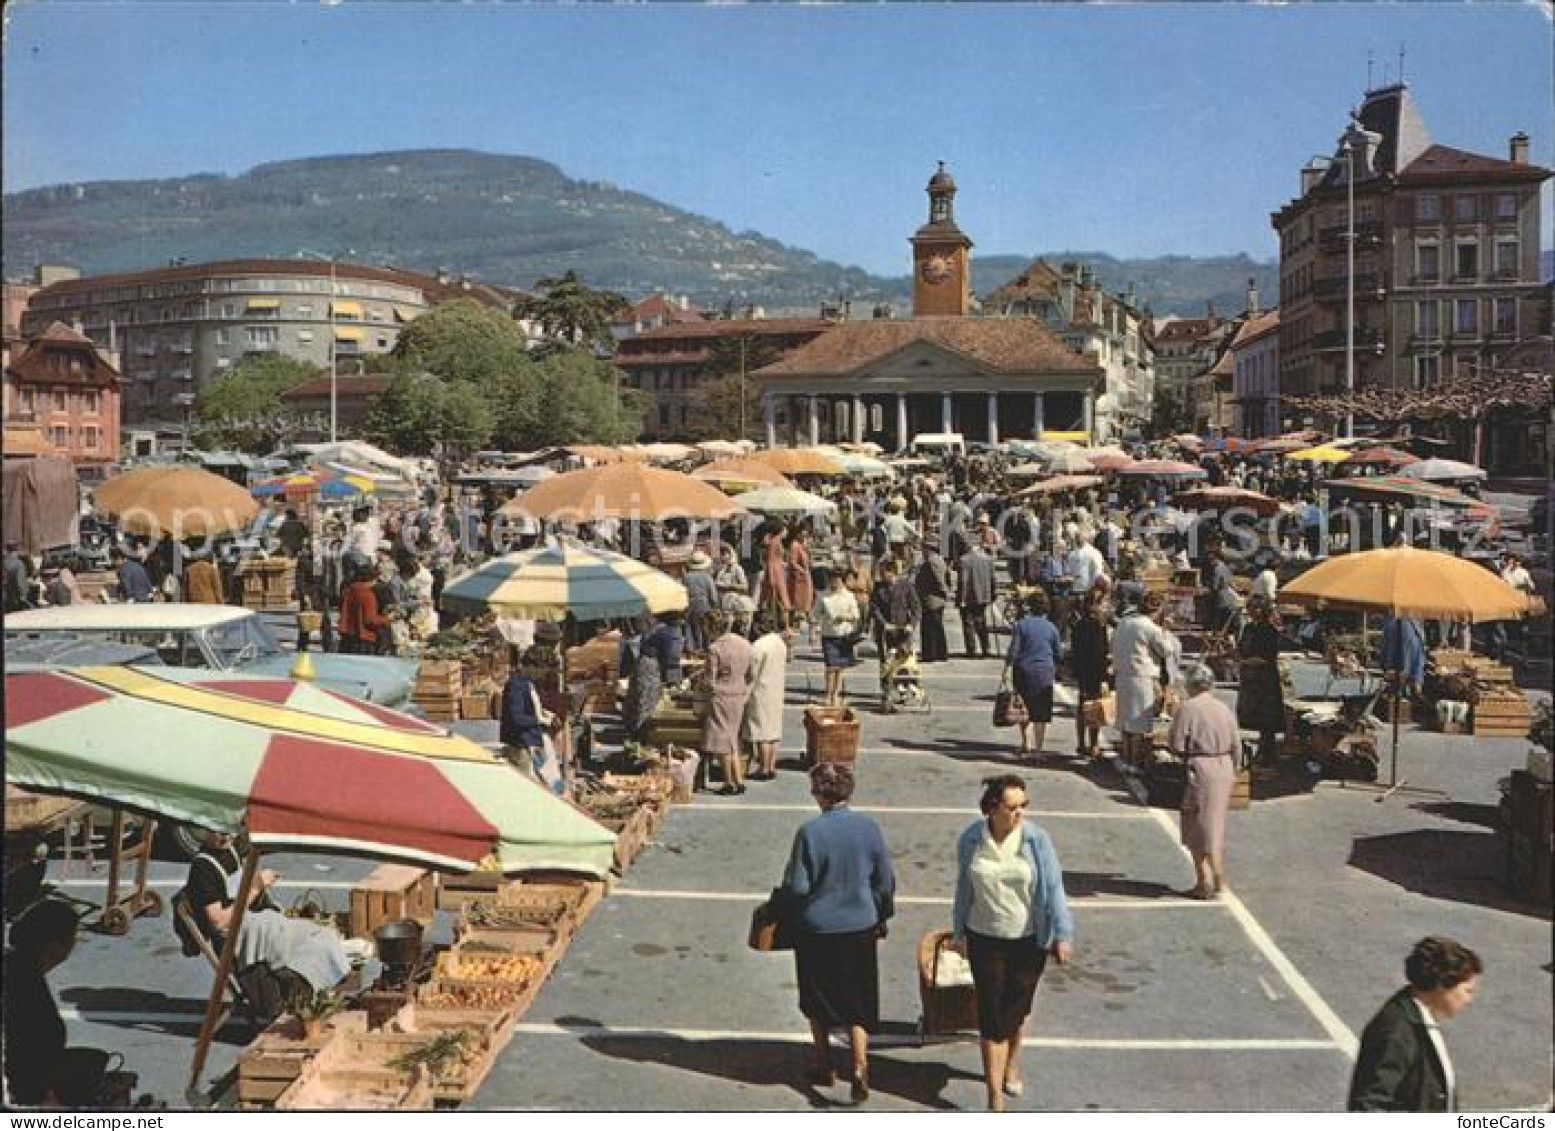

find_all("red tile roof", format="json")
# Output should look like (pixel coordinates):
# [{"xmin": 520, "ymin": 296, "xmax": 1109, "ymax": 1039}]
[
  {"xmin": 281, "ymin": 374, "xmax": 395, "ymax": 400},
  {"xmin": 8, "ymin": 322, "xmax": 120, "ymax": 387},
  {"xmin": 1152, "ymin": 317, "xmax": 1220, "ymax": 344},
  {"xmin": 622, "ymin": 318, "xmax": 831, "ymax": 343},
  {"xmin": 1230, "ymin": 309, "xmax": 1280, "ymax": 349},
  {"xmin": 755, "ymin": 317, "xmax": 1099, "ymax": 380},
  {"xmin": 1400, "ymin": 144, "xmax": 1551, "ymax": 183},
  {"xmin": 631, "ymin": 295, "xmax": 706, "ymax": 324}
]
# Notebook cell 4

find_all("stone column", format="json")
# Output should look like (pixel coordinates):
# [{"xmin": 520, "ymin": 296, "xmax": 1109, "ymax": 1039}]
[
  {"xmin": 1082, "ymin": 391, "xmax": 1095, "ymax": 441},
  {"xmin": 895, "ymin": 393, "xmax": 909, "ymax": 452},
  {"xmin": 986, "ymin": 392, "xmax": 999, "ymax": 446},
  {"xmin": 763, "ymin": 393, "xmax": 776, "ymax": 449},
  {"xmin": 852, "ymin": 395, "xmax": 865, "ymax": 444},
  {"xmin": 806, "ymin": 395, "xmax": 820, "ymax": 448},
  {"xmin": 941, "ymin": 392, "xmax": 953, "ymax": 434},
  {"xmin": 1033, "ymin": 392, "xmax": 1046, "ymax": 440}
]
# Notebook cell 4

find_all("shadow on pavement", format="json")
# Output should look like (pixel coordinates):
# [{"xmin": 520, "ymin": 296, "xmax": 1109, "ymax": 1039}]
[
  {"xmin": 1061, "ymin": 872, "xmax": 1180, "ymax": 900},
  {"xmin": 1347, "ymin": 828, "xmax": 1551, "ymax": 921},
  {"xmin": 59, "ymin": 986, "xmax": 250, "ymax": 1043},
  {"xmin": 568, "ymin": 1028, "xmax": 978, "ymax": 1110},
  {"xmin": 1407, "ymin": 800, "xmax": 1502, "ymax": 830}
]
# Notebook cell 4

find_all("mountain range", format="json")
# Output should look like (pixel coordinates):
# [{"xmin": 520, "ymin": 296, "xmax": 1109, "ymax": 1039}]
[{"xmin": 3, "ymin": 148, "xmax": 1279, "ymax": 316}]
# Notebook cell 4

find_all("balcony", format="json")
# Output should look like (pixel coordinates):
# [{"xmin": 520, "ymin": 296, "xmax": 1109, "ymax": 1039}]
[
  {"xmin": 1313, "ymin": 328, "xmax": 1386, "ymax": 354},
  {"xmin": 1318, "ymin": 221, "xmax": 1383, "ymax": 249},
  {"xmin": 1311, "ymin": 272, "xmax": 1387, "ymax": 302}
]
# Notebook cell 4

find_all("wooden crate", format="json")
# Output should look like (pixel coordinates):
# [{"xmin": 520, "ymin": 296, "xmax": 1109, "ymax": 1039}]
[
  {"xmin": 1471, "ymin": 689, "xmax": 1531, "ymax": 738},
  {"xmin": 277, "ymin": 1058, "xmax": 433, "ymax": 1111},
  {"xmin": 313, "ymin": 1030, "xmax": 499, "ymax": 1105},
  {"xmin": 460, "ymin": 687, "xmax": 497, "ymax": 721},
  {"xmin": 390, "ymin": 1001, "xmax": 517, "ymax": 1051},
  {"xmin": 1229, "ymin": 767, "xmax": 1252, "ymax": 811},
  {"xmin": 609, "ymin": 804, "xmax": 656, "ymax": 874},
  {"xmin": 349, "ymin": 864, "xmax": 437, "ymax": 938},
  {"xmin": 454, "ymin": 925, "xmax": 558, "ymax": 956},
  {"xmin": 802, "ymin": 706, "xmax": 861, "ymax": 766},
  {"xmin": 416, "ymin": 975, "xmax": 538, "ymax": 1016},
  {"xmin": 238, "ymin": 1012, "xmax": 367, "ymax": 1109}
]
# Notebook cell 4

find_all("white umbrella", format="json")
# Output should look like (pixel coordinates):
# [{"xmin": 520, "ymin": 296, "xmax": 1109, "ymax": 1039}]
[
  {"xmin": 1040, "ymin": 448, "xmax": 1096, "ymax": 474},
  {"xmin": 819, "ymin": 446, "xmax": 894, "ymax": 479},
  {"xmin": 1005, "ymin": 462, "xmax": 1050, "ymax": 479},
  {"xmin": 735, "ymin": 486, "xmax": 838, "ymax": 517},
  {"xmin": 696, "ymin": 440, "xmax": 745, "ymax": 458},
  {"xmin": 1399, "ymin": 458, "xmax": 1487, "ymax": 483},
  {"xmin": 643, "ymin": 442, "xmax": 697, "ymax": 464}
]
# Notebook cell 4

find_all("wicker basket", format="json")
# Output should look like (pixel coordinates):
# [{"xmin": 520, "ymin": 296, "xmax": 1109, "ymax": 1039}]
[
  {"xmin": 802, "ymin": 706, "xmax": 861, "ymax": 766},
  {"xmin": 917, "ymin": 930, "xmax": 979, "ymax": 1036}
]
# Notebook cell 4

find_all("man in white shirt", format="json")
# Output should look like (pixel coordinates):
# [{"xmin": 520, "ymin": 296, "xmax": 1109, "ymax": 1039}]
[{"xmin": 1065, "ymin": 535, "xmax": 1108, "ymax": 596}]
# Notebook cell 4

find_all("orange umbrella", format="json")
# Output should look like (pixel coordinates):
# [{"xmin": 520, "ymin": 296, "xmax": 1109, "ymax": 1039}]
[
  {"xmin": 750, "ymin": 447, "xmax": 846, "ymax": 477},
  {"xmin": 94, "ymin": 466, "xmax": 260, "ymax": 539},
  {"xmin": 1282, "ymin": 547, "xmax": 1529, "ymax": 623},
  {"xmin": 1346, "ymin": 446, "xmax": 1419, "ymax": 468},
  {"xmin": 691, "ymin": 458, "xmax": 795, "ymax": 490},
  {"xmin": 500, "ymin": 462, "xmax": 747, "ymax": 522}
]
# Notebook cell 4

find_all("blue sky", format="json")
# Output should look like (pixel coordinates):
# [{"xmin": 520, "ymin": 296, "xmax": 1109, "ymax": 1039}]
[{"xmin": 4, "ymin": 2, "xmax": 1551, "ymax": 274}]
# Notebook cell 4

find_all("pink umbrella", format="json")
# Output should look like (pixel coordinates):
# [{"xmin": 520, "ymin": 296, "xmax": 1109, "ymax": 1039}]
[{"xmin": 1116, "ymin": 459, "xmax": 1209, "ymax": 480}]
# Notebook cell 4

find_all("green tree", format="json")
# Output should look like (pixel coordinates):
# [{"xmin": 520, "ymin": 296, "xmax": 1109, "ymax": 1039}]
[
  {"xmin": 521, "ymin": 349, "xmax": 645, "ymax": 448},
  {"xmin": 687, "ymin": 334, "xmax": 784, "ymax": 440},
  {"xmin": 193, "ymin": 354, "xmax": 322, "ymax": 451},
  {"xmin": 392, "ymin": 298, "xmax": 542, "ymax": 447},
  {"xmin": 1150, "ymin": 382, "xmax": 1194, "ymax": 436},
  {"xmin": 512, "ymin": 270, "xmax": 630, "ymax": 351},
  {"xmin": 364, "ymin": 369, "xmax": 494, "ymax": 457}
]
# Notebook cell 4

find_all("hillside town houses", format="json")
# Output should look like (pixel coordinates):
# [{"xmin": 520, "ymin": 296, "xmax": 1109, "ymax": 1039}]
[{"xmin": 2, "ymin": 81, "xmax": 1549, "ymax": 472}]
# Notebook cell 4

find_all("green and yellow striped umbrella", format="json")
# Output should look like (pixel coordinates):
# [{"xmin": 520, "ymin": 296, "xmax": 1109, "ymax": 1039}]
[{"xmin": 441, "ymin": 543, "xmax": 688, "ymax": 623}]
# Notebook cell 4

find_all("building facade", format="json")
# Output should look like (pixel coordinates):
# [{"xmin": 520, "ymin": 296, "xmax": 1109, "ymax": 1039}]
[
  {"xmin": 614, "ymin": 317, "xmax": 832, "ymax": 439},
  {"xmin": 755, "ymin": 166, "xmax": 1104, "ymax": 449},
  {"xmin": 1271, "ymin": 83, "xmax": 1550, "ymax": 422},
  {"xmin": 983, "ymin": 259, "xmax": 1155, "ymax": 439},
  {"xmin": 1228, "ymin": 309, "xmax": 1281, "ymax": 438},
  {"xmin": 18, "ymin": 259, "xmax": 520, "ymax": 444},
  {"xmin": 3, "ymin": 321, "xmax": 121, "ymax": 465}
]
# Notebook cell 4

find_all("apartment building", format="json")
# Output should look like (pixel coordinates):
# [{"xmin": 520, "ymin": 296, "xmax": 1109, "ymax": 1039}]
[
  {"xmin": 3, "ymin": 321, "xmax": 121, "ymax": 465},
  {"xmin": 1271, "ymin": 83, "xmax": 1549, "ymax": 418}
]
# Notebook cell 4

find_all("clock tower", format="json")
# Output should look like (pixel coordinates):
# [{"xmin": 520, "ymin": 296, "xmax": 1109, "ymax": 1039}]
[{"xmin": 910, "ymin": 161, "xmax": 974, "ymax": 317}]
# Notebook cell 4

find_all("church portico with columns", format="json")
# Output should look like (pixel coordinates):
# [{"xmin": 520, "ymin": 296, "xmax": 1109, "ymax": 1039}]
[{"xmin": 754, "ymin": 163, "xmax": 1105, "ymax": 449}]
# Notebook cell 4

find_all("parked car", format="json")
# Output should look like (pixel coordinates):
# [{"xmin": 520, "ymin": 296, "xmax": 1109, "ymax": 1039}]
[{"xmin": 4, "ymin": 605, "xmax": 419, "ymax": 709}]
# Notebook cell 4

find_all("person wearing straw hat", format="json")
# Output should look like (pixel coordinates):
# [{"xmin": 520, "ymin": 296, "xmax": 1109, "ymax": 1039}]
[
  {"xmin": 1167, "ymin": 663, "xmax": 1239, "ymax": 900},
  {"xmin": 683, "ymin": 550, "xmax": 717, "ymax": 652}
]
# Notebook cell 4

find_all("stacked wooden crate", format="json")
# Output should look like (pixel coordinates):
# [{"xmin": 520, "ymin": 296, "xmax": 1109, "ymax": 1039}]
[
  {"xmin": 1471, "ymin": 687, "xmax": 1532, "ymax": 737},
  {"xmin": 238, "ymin": 557, "xmax": 297, "ymax": 611},
  {"xmin": 238, "ymin": 1012, "xmax": 366, "ymax": 1109},
  {"xmin": 413, "ymin": 660, "xmax": 463, "ymax": 723},
  {"xmin": 348, "ymin": 864, "xmax": 437, "ymax": 938},
  {"xmin": 75, "ymin": 570, "xmax": 116, "ymax": 603}
]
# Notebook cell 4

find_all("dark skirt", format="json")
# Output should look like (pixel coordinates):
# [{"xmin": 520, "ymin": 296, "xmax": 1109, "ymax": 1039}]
[
  {"xmin": 1236, "ymin": 662, "xmax": 1285, "ymax": 733},
  {"xmin": 794, "ymin": 928, "xmax": 880, "ymax": 1030},
  {"xmin": 821, "ymin": 635, "xmax": 858, "ymax": 669},
  {"xmin": 966, "ymin": 930, "xmax": 1048, "ymax": 1041},
  {"xmin": 1012, "ymin": 665, "xmax": 1055, "ymax": 723}
]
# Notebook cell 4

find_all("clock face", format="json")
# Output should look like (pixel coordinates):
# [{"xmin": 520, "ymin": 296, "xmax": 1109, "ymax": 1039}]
[{"xmin": 920, "ymin": 253, "xmax": 955, "ymax": 284}]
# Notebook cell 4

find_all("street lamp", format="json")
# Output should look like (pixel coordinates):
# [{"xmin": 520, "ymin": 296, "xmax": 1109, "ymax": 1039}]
[{"xmin": 295, "ymin": 248, "xmax": 355, "ymax": 443}]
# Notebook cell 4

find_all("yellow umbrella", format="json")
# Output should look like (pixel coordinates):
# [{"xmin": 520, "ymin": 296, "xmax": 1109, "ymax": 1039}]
[
  {"xmin": 94, "ymin": 466, "xmax": 260, "ymax": 538},
  {"xmin": 500, "ymin": 461, "xmax": 747, "ymax": 522},
  {"xmin": 691, "ymin": 458, "xmax": 795, "ymax": 490},
  {"xmin": 1285, "ymin": 444, "xmax": 1351, "ymax": 464},
  {"xmin": 750, "ymin": 447, "xmax": 846, "ymax": 477},
  {"xmin": 1282, "ymin": 547, "xmax": 1529, "ymax": 623}
]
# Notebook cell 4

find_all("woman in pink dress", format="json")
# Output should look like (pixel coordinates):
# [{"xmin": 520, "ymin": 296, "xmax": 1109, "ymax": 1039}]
[
  {"xmin": 787, "ymin": 526, "xmax": 815, "ymax": 630},
  {"xmin": 761, "ymin": 526, "xmax": 791, "ymax": 620}
]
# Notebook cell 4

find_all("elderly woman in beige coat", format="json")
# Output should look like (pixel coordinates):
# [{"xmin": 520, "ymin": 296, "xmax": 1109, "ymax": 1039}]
[
  {"xmin": 701, "ymin": 610, "xmax": 754, "ymax": 796},
  {"xmin": 743, "ymin": 611, "xmax": 792, "ymax": 781}
]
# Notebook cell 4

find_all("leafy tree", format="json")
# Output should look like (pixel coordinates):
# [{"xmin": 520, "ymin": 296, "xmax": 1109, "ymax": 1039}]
[
  {"xmin": 687, "ymin": 334, "xmax": 784, "ymax": 440},
  {"xmin": 513, "ymin": 270, "xmax": 630, "ymax": 351},
  {"xmin": 392, "ymin": 299, "xmax": 541, "ymax": 447},
  {"xmin": 521, "ymin": 349, "xmax": 645, "ymax": 448},
  {"xmin": 193, "ymin": 354, "xmax": 321, "ymax": 451},
  {"xmin": 364, "ymin": 369, "xmax": 494, "ymax": 457}
]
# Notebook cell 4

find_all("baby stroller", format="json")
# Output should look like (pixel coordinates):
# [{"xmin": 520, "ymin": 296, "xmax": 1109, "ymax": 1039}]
[{"xmin": 879, "ymin": 626, "xmax": 931, "ymax": 713}]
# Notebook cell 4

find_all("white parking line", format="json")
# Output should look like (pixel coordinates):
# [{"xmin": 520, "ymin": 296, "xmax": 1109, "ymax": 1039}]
[
  {"xmin": 680, "ymin": 803, "xmax": 1147, "ymax": 819},
  {"xmin": 611, "ymin": 888, "xmax": 1221, "ymax": 909},
  {"xmin": 1139, "ymin": 804, "xmax": 1358, "ymax": 1059},
  {"xmin": 510, "ymin": 1022, "xmax": 1336, "ymax": 1051}
]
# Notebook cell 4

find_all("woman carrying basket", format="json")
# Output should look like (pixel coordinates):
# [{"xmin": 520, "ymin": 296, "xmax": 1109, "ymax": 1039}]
[
  {"xmin": 779, "ymin": 762, "xmax": 895, "ymax": 1102},
  {"xmin": 951, "ymin": 775, "xmax": 1074, "ymax": 1112}
]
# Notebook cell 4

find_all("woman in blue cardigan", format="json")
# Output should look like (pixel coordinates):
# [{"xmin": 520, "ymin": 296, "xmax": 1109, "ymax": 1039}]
[
  {"xmin": 780, "ymin": 761, "xmax": 895, "ymax": 1102},
  {"xmin": 952, "ymin": 774, "xmax": 1074, "ymax": 1112}
]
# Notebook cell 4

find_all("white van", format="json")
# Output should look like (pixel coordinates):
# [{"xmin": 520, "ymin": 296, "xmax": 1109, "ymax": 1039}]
[{"xmin": 910, "ymin": 432, "xmax": 966, "ymax": 458}]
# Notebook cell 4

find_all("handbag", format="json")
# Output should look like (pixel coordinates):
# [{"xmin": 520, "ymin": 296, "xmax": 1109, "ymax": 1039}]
[
  {"xmin": 748, "ymin": 887, "xmax": 796, "ymax": 952},
  {"xmin": 993, "ymin": 671, "xmax": 1029, "ymax": 728}
]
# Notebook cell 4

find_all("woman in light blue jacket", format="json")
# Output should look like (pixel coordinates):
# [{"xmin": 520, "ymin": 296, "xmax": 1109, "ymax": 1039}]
[{"xmin": 952, "ymin": 774, "xmax": 1074, "ymax": 1112}]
